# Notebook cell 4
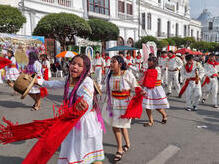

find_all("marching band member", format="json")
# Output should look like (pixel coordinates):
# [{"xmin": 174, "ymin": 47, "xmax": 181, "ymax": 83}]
[
  {"xmin": 158, "ymin": 51, "xmax": 168, "ymax": 86},
  {"xmin": 142, "ymin": 56, "xmax": 169, "ymax": 126},
  {"xmin": 202, "ymin": 54, "xmax": 218, "ymax": 108},
  {"xmin": 93, "ymin": 51, "xmax": 105, "ymax": 90},
  {"xmin": 103, "ymin": 55, "xmax": 139, "ymax": 162},
  {"xmin": 179, "ymin": 55, "xmax": 205, "ymax": 111},
  {"xmin": 167, "ymin": 51, "xmax": 183, "ymax": 96}
]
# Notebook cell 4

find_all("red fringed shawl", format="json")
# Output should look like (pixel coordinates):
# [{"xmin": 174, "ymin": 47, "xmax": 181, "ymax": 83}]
[
  {"xmin": 0, "ymin": 57, "xmax": 12, "ymax": 69},
  {"xmin": 0, "ymin": 97, "xmax": 87, "ymax": 164},
  {"xmin": 143, "ymin": 69, "xmax": 158, "ymax": 89},
  {"xmin": 120, "ymin": 87, "xmax": 143, "ymax": 119}
]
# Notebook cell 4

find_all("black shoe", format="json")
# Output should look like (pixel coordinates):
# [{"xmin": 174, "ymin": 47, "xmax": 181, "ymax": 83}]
[
  {"xmin": 201, "ymin": 99, "xmax": 206, "ymax": 104},
  {"xmin": 193, "ymin": 106, "xmax": 198, "ymax": 111},
  {"xmin": 213, "ymin": 105, "xmax": 219, "ymax": 108},
  {"xmin": 167, "ymin": 92, "xmax": 171, "ymax": 96},
  {"xmin": 185, "ymin": 108, "xmax": 191, "ymax": 111}
]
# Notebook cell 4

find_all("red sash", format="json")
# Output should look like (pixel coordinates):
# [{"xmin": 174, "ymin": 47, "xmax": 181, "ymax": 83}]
[
  {"xmin": 179, "ymin": 77, "xmax": 196, "ymax": 97},
  {"xmin": 202, "ymin": 74, "xmax": 218, "ymax": 87}
]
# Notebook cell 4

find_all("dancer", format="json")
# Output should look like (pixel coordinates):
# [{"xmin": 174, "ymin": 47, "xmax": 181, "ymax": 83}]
[
  {"xmin": 0, "ymin": 55, "xmax": 104, "ymax": 164},
  {"xmin": 103, "ymin": 55, "xmax": 139, "ymax": 161},
  {"xmin": 179, "ymin": 54, "xmax": 204, "ymax": 111},
  {"xmin": 167, "ymin": 51, "xmax": 183, "ymax": 96},
  {"xmin": 26, "ymin": 51, "xmax": 44, "ymax": 110},
  {"xmin": 202, "ymin": 53, "xmax": 218, "ymax": 108},
  {"xmin": 41, "ymin": 54, "xmax": 51, "ymax": 80},
  {"xmin": 158, "ymin": 51, "xmax": 168, "ymax": 86},
  {"xmin": 93, "ymin": 51, "xmax": 105, "ymax": 90},
  {"xmin": 142, "ymin": 57, "xmax": 169, "ymax": 126},
  {"xmin": 5, "ymin": 50, "xmax": 20, "ymax": 84}
]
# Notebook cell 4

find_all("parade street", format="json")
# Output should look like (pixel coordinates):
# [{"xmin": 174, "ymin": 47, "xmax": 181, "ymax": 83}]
[{"xmin": 0, "ymin": 80, "xmax": 219, "ymax": 164}]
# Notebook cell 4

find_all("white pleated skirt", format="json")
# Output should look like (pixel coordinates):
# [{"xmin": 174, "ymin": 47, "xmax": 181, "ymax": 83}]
[{"xmin": 142, "ymin": 85, "xmax": 169, "ymax": 110}]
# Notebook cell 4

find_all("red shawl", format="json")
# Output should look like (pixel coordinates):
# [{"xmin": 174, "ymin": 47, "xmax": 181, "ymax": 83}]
[
  {"xmin": 0, "ymin": 57, "xmax": 12, "ymax": 69},
  {"xmin": 0, "ymin": 97, "xmax": 87, "ymax": 164},
  {"xmin": 136, "ymin": 55, "xmax": 141, "ymax": 59},
  {"xmin": 168, "ymin": 55, "xmax": 176, "ymax": 60},
  {"xmin": 161, "ymin": 56, "xmax": 168, "ymax": 59},
  {"xmin": 126, "ymin": 56, "xmax": 131, "ymax": 60},
  {"xmin": 207, "ymin": 60, "xmax": 219, "ymax": 68},
  {"xmin": 185, "ymin": 62, "xmax": 193, "ymax": 73},
  {"xmin": 143, "ymin": 69, "xmax": 158, "ymax": 89},
  {"xmin": 120, "ymin": 87, "xmax": 143, "ymax": 119}
]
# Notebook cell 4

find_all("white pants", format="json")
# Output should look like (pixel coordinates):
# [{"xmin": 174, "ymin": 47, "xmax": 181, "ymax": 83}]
[
  {"xmin": 168, "ymin": 71, "xmax": 181, "ymax": 94},
  {"xmin": 0, "ymin": 69, "xmax": 3, "ymax": 84},
  {"xmin": 161, "ymin": 69, "xmax": 168, "ymax": 85},
  {"xmin": 185, "ymin": 81, "xmax": 202, "ymax": 108},
  {"xmin": 95, "ymin": 67, "xmax": 102, "ymax": 89},
  {"xmin": 203, "ymin": 77, "xmax": 218, "ymax": 105}
]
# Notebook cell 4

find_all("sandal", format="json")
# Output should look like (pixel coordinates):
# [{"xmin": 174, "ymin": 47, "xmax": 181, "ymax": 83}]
[
  {"xmin": 31, "ymin": 105, "xmax": 40, "ymax": 111},
  {"xmin": 143, "ymin": 122, "xmax": 154, "ymax": 127},
  {"xmin": 122, "ymin": 145, "xmax": 130, "ymax": 153},
  {"xmin": 161, "ymin": 117, "xmax": 167, "ymax": 124},
  {"xmin": 113, "ymin": 151, "xmax": 123, "ymax": 162}
]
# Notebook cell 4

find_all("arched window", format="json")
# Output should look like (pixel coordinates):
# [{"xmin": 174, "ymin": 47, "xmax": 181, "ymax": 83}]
[
  {"xmin": 175, "ymin": 23, "xmax": 178, "ymax": 37},
  {"xmin": 147, "ymin": 13, "xmax": 152, "ymax": 30},
  {"xmin": 167, "ymin": 21, "xmax": 171, "ymax": 38}
]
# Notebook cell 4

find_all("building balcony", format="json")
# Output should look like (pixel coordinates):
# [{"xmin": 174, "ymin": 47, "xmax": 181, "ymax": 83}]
[
  {"xmin": 33, "ymin": 0, "xmax": 73, "ymax": 8},
  {"xmin": 118, "ymin": 12, "xmax": 134, "ymax": 21}
]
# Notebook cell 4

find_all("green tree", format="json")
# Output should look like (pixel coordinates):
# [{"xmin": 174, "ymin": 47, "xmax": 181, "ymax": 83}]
[
  {"xmin": 157, "ymin": 39, "xmax": 169, "ymax": 49},
  {"xmin": 183, "ymin": 37, "xmax": 196, "ymax": 48},
  {"xmin": 170, "ymin": 37, "xmax": 185, "ymax": 48},
  {"xmin": 135, "ymin": 36, "xmax": 158, "ymax": 49},
  {"xmin": 88, "ymin": 18, "xmax": 119, "ymax": 51},
  {"xmin": 163, "ymin": 38, "xmax": 175, "ymax": 46},
  {"xmin": 0, "ymin": 5, "xmax": 26, "ymax": 33},
  {"xmin": 33, "ymin": 13, "xmax": 91, "ymax": 50},
  {"xmin": 191, "ymin": 41, "xmax": 211, "ymax": 52}
]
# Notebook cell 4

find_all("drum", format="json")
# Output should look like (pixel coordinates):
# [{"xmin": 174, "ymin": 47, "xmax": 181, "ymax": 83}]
[{"xmin": 13, "ymin": 73, "xmax": 37, "ymax": 99}]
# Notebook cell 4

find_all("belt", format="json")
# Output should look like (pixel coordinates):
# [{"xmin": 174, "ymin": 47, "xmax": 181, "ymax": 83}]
[
  {"xmin": 155, "ymin": 80, "xmax": 162, "ymax": 86},
  {"xmin": 112, "ymin": 90, "xmax": 130, "ymax": 100},
  {"xmin": 168, "ymin": 69, "xmax": 177, "ymax": 72},
  {"xmin": 9, "ymin": 65, "xmax": 17, "ymax": 68},
  {"xmin": 95, "ymin": 65, "xmax": 102, "ymax": 67}
]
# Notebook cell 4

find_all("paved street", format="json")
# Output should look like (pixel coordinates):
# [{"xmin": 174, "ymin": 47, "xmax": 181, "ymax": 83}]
[{"xmin": 0, "ymin": 80, "xmax": 219, "ymax": 164}]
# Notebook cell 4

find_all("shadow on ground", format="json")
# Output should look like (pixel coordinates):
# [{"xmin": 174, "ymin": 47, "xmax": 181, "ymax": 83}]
[
  {"xmin": 0, "ymin": 155, "xmax": 23, "ymax": 164},
  {"xmin": 0, "ymin": 101, "xmax": 31, "ymax": 109}
]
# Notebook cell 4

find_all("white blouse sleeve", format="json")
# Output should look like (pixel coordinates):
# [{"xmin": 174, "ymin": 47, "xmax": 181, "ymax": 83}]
[
  {"xmin": 125, "ymin": 70, "xmax": 139, "ymax": 89},
  {"xmin": 77, "ymin": 78, "xmax": 94, "ymax": 112},
  {"xmin": 11, "ymin": 57, "xmax": 16, "ymax": 65}
]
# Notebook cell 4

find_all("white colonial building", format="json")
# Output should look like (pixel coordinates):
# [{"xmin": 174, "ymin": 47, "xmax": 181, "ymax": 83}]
[
  {"xmin": 0, "ymin": 0, "xmax": 202, "ymax": 47},
  {"xmin": 197, "ymin": 9, "xmax": 219, "ymax": 43}
]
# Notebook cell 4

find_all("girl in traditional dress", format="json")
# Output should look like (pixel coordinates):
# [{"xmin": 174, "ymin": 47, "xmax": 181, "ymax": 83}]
[
  {"xmin": 104, "ymin": 55, "xmax": 139, "ymax": 161},
  {"xmin": 26, "ymin": 51, "xmax": 44, "ymax": 110},
  {"xmin": 5, "ymin": 50, "xmax": 20, "ymax": 83},
  {"xmin": 41, "ymin": 54, "xmax": 51, "ymax": 80},
  {"xmin": 142, "ymin": 56, "xmax": 169, "ymax": 126},
  {"xmin": 0, "ymin": 55, "xmax": 104, "ymax": 164}
]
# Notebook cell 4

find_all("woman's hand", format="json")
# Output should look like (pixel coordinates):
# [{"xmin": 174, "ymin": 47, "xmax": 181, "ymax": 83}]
[
  {"xmin": 76, "ymin": 99, "xmax": 88, "ymax": 111},
  {"xmin": 34, "ymin": 78, "xmax": 38, "ymax": 85}
]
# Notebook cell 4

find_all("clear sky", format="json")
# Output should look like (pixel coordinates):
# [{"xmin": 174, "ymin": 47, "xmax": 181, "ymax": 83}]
[{"xmin": 190, "ymin": 0, "xmax": 219, "ymax": 19}]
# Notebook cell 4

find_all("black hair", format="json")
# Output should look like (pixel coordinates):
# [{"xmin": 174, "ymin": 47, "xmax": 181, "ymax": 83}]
[
  {"xmin": 28, "ymin": 51, "xmax": 39, "ymax": 65},
  {"xmin": 111, "ymin": 55, "xmax": 127, "ymax": 71},
  {"xmin": 161, "ymin": 51, "xmax": 167, "ymax": 54},
  {"xmin": 148, "ymin": 56, "xmax": 158, "ymax": 69},
  {"xmin": 149, "ymin": 53, "xmax": 155, "ymax": 57},
  {"xmin": 168, "ymin": 50, "xmax": 173, "ymax": 54},
  {"xmin": 209, "ymin": 53, "xmax": 215, "ymax": 57},
  {"xmin": 185, "ymin": 54, "xmax": 194, "ymax": 62},
  {"xmin": 95, "ymin": 51, "xmax": 100, "ymax": 54}
]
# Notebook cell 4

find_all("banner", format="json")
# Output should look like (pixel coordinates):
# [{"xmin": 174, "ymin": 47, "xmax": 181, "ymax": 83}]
[{"xmin": 0, "ymin": 33, "xmax": 45, "ymax": 66}]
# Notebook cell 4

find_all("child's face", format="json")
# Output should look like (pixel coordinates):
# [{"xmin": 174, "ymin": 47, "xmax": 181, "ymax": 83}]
[
  {"xmin": 148, "ymin": 60, "xmax": 154, "ymax": 68},
  {"xmin": 110, "ymin": 58, "xmax": 122, "ymax": 72},
  {"xmin": 187, "ymin": 59, "xmax": 193, "ymax": 65},
  {"xmin": 69, "ymin": 57, "xmax": 84, "ymax": 78}
]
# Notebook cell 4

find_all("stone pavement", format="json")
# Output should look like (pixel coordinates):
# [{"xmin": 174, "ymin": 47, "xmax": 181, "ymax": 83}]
[{"xmin": 0, "ymin": 81, "xmax": 219, "ymax": 164}]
